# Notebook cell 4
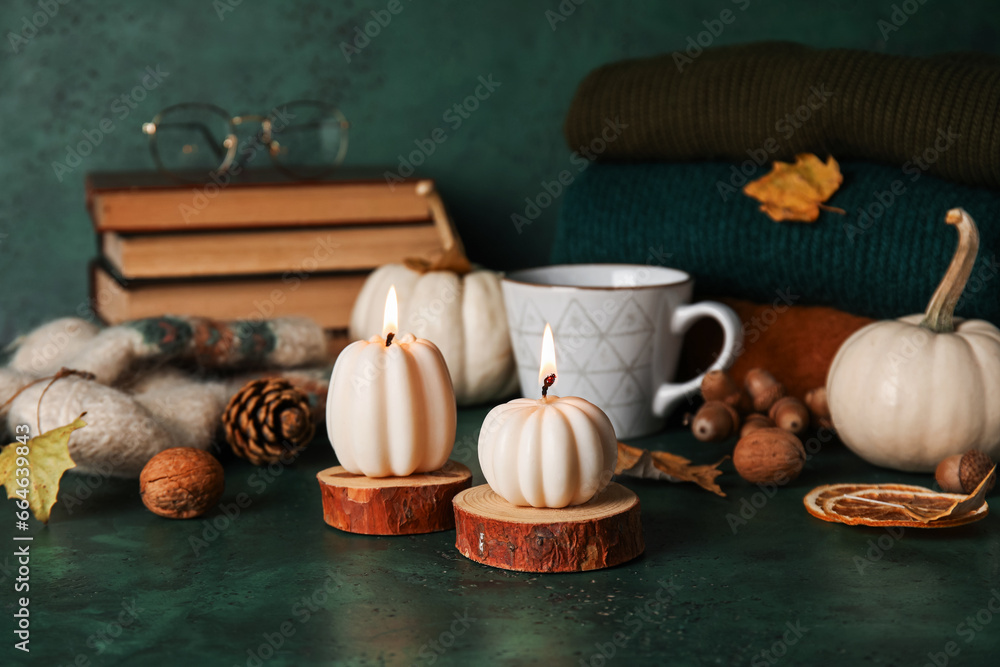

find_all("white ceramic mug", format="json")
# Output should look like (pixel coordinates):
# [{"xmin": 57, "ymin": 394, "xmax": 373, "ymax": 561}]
[{"xmin": 501, "ymin": 264, "xmax": 742, "ymax": 439}]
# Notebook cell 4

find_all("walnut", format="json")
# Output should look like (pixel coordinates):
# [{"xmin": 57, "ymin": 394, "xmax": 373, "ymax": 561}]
[
  {"xmin": 733, "ymin": 427, "xmax": 806, "ymax": 485},
  {"xmin": 140, "ymin": 448, "xmax": 225, "ymax": 519}
]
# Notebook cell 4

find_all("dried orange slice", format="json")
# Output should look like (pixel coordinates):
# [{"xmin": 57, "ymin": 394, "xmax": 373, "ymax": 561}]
[
  {"xmin": 824, "ymin": 490, "xmax": 988, "ymax": 528},
  {"xmin": 804, "ymin": 483, "xmax": 927, "ymax": 520},
  {"xmin": 804, "ymin": 483, "xmax": 989, "ymax": 528}
]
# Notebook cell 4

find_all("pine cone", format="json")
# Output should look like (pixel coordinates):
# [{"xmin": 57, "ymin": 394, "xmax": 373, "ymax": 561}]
[{"xmin": 223, "ymin": 379, "xmax": 315, "ymax": 465}]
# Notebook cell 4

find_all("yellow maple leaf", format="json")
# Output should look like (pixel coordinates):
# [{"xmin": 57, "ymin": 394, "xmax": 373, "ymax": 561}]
[
  {"xmin": 0, "ymin": 416, "xmax": 86, "ymax": 524},
  {"xmin": 743, "ymin": 153, "xmax": 846, "ymax": 222}
]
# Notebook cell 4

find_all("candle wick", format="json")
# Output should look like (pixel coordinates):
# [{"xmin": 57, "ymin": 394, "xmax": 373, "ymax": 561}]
[
  {"xmin": 385, "ymin": 332, "xmax": 395, "ymax": 347},
  {"xmin": 541, "ymin": 373, "xmax": 556, "ymax": 397}
]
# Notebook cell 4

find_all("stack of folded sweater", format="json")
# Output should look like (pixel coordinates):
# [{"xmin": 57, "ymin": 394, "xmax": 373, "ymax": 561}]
[{"xmin": 554, "ymin": 42, "xmax": 1000, "ymax": 393}]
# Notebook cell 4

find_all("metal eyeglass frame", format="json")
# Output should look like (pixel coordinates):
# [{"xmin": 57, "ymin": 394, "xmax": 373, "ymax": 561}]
[{"xmin": 141, "ymin": 101, "xmax": 349, "ymax": 181}]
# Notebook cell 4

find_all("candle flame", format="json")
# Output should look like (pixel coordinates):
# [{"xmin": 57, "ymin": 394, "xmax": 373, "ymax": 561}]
[
  {"xmin": 538, "ymin": 323, "xmax": 557, "ymax": 386},
  {"xmin": 383, "ymin": 285, "xmax": 398, "ymax": 338}
]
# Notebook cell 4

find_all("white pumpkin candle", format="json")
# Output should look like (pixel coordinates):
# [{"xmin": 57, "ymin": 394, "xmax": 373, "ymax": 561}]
[
  {"xmin": 478, "ymin": 324, "xmax": 618, "ymax": 508},
  {"xmin": 327, "ymin": 286, "xmax": 457, "ymax": 477}
]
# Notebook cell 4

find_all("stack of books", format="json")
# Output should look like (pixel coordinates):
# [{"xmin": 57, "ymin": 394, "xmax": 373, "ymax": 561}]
[{"xmin": 85, "ymin": 170, "xmax": 458, "ymax": 330}]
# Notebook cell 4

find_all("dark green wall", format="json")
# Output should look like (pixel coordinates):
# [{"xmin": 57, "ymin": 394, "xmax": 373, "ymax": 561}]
[{"xmin": 2, "ymin": 0, "xmax": 998, "ymax": 338}]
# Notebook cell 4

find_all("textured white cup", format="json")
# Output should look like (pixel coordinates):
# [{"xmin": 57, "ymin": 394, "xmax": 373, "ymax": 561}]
[{"xmin": 502, "ymin": 264, "xmax": 742, "ymax": 439}]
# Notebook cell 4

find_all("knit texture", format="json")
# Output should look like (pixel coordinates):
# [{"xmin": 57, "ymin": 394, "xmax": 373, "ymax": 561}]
[
  {"xmin": 564, "ymin": 42, "xmax": 1000, "ymax": 189},
  {"xmin": 550, "ymin": 161, "xmax": 1000, "ymax": 325},
  {"xmin": 0, "ymin": 316, "xmax": 332, "ymax": 477}
]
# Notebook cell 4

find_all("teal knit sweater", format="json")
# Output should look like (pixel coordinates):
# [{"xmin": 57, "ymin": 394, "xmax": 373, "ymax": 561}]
[{"xmin": 551, "ymin": 161, "xmax": 1000, "ymax": 325}]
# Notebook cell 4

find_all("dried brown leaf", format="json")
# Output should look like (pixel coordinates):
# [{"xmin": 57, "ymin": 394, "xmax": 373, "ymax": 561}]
[{"xmin": 615, "ymin": 442, "xmax": 728, "ymax": 497}]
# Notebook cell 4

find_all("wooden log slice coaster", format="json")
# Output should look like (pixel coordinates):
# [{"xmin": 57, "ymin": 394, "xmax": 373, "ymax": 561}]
[
  {"xmin": 453, "ymin": 483, "xmax": 644, "ymax": 572},
  {"xmin": 317, "ymin": 460, "xmax": 473, "ymax": 535}
]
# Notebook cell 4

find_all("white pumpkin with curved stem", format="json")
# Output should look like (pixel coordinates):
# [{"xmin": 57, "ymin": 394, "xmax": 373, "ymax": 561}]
[
  {"xmin": 327, "ymin": 330, "xmax": 457, "ymax": 478},
  {"xmin": 827, "ymin": 208, "xmax": 1000, "ymax": 472},
  {"xmin": 349, "ymin": 258, "xmax": 518, "ymax": 406},
  {"xmin": 478, "ymin": 387, "xmax": 618, "ymax": 508}
]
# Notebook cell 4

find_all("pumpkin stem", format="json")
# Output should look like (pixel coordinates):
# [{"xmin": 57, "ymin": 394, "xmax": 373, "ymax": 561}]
[
  {"xmin": 920, "ymin": 208, "xmax": 979, "ymax": 334},
  {"xmin": 404, "ymin": 243, "xmax": 473, "ymax": 276}
]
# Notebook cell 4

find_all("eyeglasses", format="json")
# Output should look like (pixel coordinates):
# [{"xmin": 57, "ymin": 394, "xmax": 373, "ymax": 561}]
[{"xmin": 142, "ymin": 101, "xmax": 349, "ymax": 182}]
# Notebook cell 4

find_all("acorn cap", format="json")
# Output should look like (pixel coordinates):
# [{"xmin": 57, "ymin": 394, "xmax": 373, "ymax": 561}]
[
  {"xmin": 751, "ymin": 385, "xmax": 785, "ymax": 413},
  {"xmin": 959, "ymin": 451, "xmax": 996, "ymax": 494},
  {"xmin": 745, "ymin": 368, "xmax": 786, "ymax": 413},
  {"xmin": 701, "ymin": 370, "xmax": 740, "ymax": 403}
]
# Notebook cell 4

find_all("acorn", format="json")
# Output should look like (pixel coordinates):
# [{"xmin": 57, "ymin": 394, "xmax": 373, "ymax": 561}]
[
  {"xmin": 688, "ymin": 401, "xmax": 741, "ymax": 442},
  {"xmin": 935, "ymin": 451, "xmax": 996, "ymax": 494},
  {"xmin": 740, "ymin": 413, "xmax": 775, "ymax": 438},
  {"xmin": 804, "ymin": 387, "xmax": 834, "ymax": 430},
  {"xmin": 768, "ymin": 396, "xmax": 810, "ymax": 436},
  {"xmin": 700, "ymin": 370, "xmax": 735, "ymax": 401},
  {"xmin": 745, "ymin": 368, "xmax": 785, "ymax": 413}
]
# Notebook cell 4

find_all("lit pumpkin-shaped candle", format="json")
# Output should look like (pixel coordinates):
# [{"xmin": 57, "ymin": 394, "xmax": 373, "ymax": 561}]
[
  {"xmin": 478, "ymin": 324, "xmax": 618, "ymax": 508},
  {"xmin": 327, "ymin": 286, "xmax": 457, "ymax": 477}
]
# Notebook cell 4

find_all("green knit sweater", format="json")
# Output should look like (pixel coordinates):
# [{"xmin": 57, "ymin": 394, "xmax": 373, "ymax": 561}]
[
  {"xmin": 564, "ymin": 43, "xmax": 1000, "ymax": 189},
  {"xmin": 551, "ymin": 160, "xmax": 1000, "ymax": 326}
]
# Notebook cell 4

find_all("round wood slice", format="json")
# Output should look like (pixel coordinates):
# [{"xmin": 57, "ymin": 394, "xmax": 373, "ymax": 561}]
[
  {"xmin": 317, "ymin": 460, "xmax": 472, "ymax": 535},
  {"xmin": 453, "ymin": 483, "xmax": 644, "ymax": 573}
]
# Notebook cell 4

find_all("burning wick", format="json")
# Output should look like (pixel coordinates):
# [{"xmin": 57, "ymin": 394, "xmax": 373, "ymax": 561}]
[
  {"xmin": 382, "ymin": 285, "xmax": 398, "ymax": 347},
  {"xmin": 541, "ymin": 373, "xmax": 556, "ymax": 398}
]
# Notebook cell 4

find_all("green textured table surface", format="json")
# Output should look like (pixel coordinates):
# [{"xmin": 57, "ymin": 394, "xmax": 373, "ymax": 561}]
[{"xmin": 5, "ymin": 408, "xmax": 999, "ymax": 667}]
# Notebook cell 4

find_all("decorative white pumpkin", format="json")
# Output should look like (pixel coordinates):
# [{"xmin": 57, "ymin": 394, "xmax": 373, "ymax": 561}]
[
  {"xmin": 349, "ymin": 256, "xmax": 518, "ymax": 407},
  {"xmin": 327, "ymin": 331, "xmax": 457, "ymax": 477},
  {"xmin": 827, "ymin": 208, "xmax": 1000, "ymax": 472},
  {"xmin": 478, "ymin": 395, "xmax": 618, "ymax": 508}
]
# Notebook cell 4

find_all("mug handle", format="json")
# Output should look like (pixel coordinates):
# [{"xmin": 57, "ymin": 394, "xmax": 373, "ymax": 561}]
[{"xmin": 652, "ymin": 301, "xmax": 743, "ymax": 419}]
